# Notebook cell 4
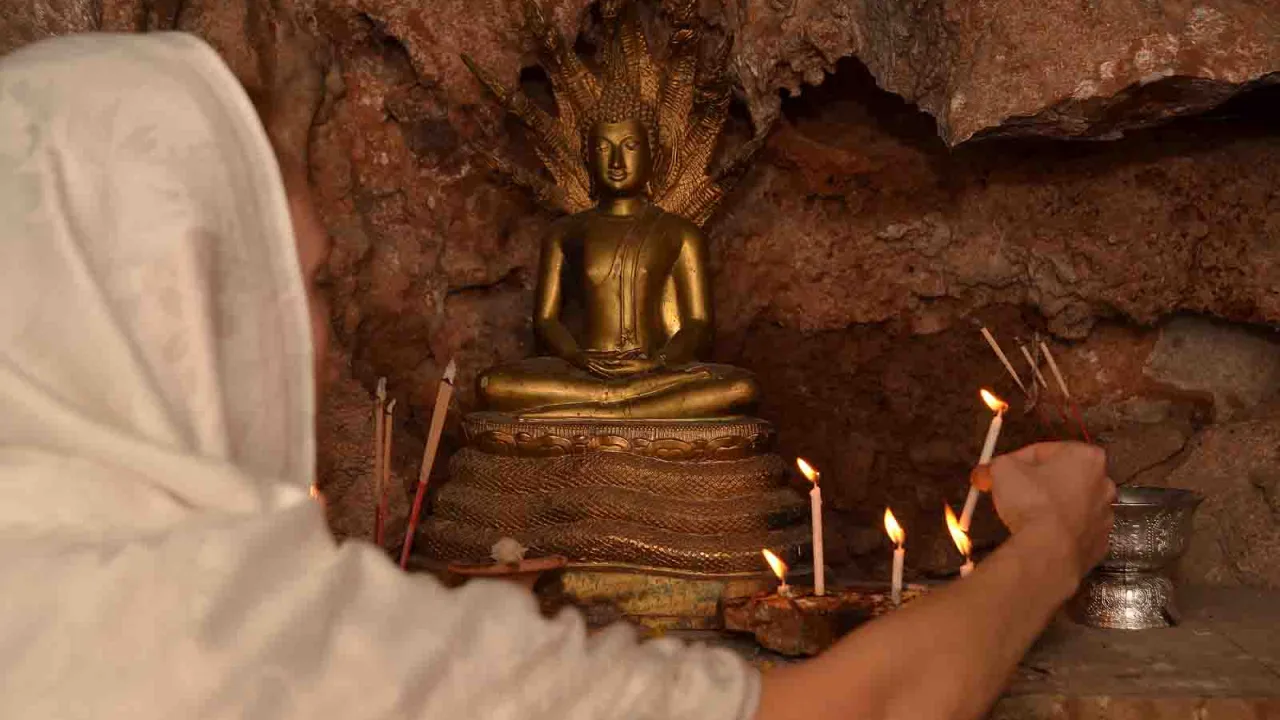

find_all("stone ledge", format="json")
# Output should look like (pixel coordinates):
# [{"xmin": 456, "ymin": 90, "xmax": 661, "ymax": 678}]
[{"xmin": 684, "ymin": 586, "xmax": 1280, "ymax": 718}]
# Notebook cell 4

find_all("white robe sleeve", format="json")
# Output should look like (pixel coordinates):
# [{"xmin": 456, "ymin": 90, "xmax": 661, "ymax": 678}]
[{"xmin": 0, "ymin": 500, "xmax": 761, "ymax": 720}]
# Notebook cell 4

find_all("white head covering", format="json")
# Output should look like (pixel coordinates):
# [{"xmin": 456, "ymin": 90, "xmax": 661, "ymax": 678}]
[
  {"xmin": 0, "ymin": 33, "xmax": 759, "ymax": 720},
  {"xmin": 0, "ymin": 31, "xmax": 313, "ymax": 535}
]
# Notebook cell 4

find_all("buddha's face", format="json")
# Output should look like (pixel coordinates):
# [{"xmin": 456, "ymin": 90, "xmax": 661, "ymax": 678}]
[{"xmin": 589, "ymin": 118, "xmax": 651, "ymax": 197}]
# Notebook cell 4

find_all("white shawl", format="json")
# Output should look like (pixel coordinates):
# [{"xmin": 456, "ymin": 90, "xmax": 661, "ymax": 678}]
[{"xmin": 0, "ymin": 32, "xmax": 759, "ymax": 720}]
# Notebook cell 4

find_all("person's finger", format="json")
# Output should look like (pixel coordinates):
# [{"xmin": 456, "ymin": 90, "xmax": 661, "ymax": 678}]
[{"xmin": 970, "ymin": 464, "xmax": 993, "ymax": 492}]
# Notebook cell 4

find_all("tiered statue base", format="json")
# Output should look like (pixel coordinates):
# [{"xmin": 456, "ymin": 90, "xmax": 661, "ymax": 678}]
[{"xmin": 417, "ymin": 412, "xmax": 811, "ymax": 628}]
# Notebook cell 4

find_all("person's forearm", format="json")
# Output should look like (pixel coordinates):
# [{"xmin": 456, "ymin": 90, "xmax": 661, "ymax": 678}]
[{"xmin": 756, "ymin": 528, "xmax": 1078, "ymax": 720}]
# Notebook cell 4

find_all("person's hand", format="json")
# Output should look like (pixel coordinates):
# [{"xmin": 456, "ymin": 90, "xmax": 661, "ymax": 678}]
[{"xmin": 971, "ymin": 442, "xmax": 1116, "ymax": 580}]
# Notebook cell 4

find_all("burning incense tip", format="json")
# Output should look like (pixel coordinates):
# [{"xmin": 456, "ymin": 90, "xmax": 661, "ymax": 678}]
[
  {"xmin": 376, "ymin": 376, "xmax": 387, "ymax": 400},
  {"xmin": 386, "ymin": 398, "xmax": 397, "ymax": 414},
  {"xmin": 443, "ymin": 359, "xmax": 458, "ymax": 384}
]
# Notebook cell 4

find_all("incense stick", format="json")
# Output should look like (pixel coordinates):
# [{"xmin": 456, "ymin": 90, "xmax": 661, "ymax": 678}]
[
  {"xmin": 980, "ymin": 327, "xmax": 1029, "ymax": 396},
  {"xmin": 372, "ymin": 377, "xmax": 387, "ymax": 545},
  {"xmin": 400, "ymin": 359, "xmax": 457, "ymax": 569},
  {"xmin": 1039, "ymin": 341, "xmax": 1092, "ymax": 443},
  {"xmin": 376, "ymin": 399, "xmax": 396, "ymax": 547},
  {"xmin": 1016, "ymin": 343, "xmax": 1058, "ymax": 440},
  {"xmin": 1017, "ymin": 344, "xmax": 1049, "ymax": 390}
]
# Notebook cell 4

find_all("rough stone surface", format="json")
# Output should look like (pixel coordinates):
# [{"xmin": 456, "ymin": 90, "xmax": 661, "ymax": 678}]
[
  {"xmin": 1145, "ymin": 316, "xmax": 1280, "ymax": 421},
  {"xmin": 1161, "ymin": 419, "xmax": 1280, "ymax": 589},
  {"xmin": 694, "ymin": 587, "xmax": 1280, "ymax": 717},
  {"xmin": 4, "ymin": 1, "xmax": 1280, "ymax": 583},
  {"xmin": 6, "ymin": 1, "xmax": 1280, "ymax": 145},
  {"xmin": 724, "ymin": 0, "xmax": 1280, "ymax": 144},
  {"xmin": 701, "ymin": 587, "xmax": 1280, "ymax": 717}
]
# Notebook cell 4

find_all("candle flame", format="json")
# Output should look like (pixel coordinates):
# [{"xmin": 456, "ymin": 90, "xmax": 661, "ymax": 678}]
[
  {"xmin": 796, "ymin": 457, "xmax": 819, "ymax": 484},
  {"xmin": 761, "ymin": 548, "xmax": 788, "ymax": 582},
  {"xmin": 945, "ymin": 503, "xmax": 972, "ymax": 558},
  {"xmin": 884, "ymin": 507, "xmax": 905, "ymax": 547},
  {"xmin": 980, "ymin": 388, "xmax": 1009, "ymax": 414},
  {"xmin": 309, "ymin": 484, "xmax": 321, "ymax": 501}
]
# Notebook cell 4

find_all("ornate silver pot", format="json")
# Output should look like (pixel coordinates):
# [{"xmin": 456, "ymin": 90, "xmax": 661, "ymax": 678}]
[{"xmin": 1067, "ymin": 486, "xmax": 1204, "ymax": 630}]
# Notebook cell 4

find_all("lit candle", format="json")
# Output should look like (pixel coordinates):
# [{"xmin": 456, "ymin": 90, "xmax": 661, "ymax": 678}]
[
  {"xmin": 796, "ymin": 458, "xmax": 824, "ymax": 596},
  {"xmin": 884, "ymin": 507, "xmax": 905, "ymax": 606},
  {"xmin": 946, "ymin": 503, "xmax": 974, "ymax": 577},
  {"xmin": 961, "ymin": 389, "xmax": 1008, "ymax": 531},
  {"xmin": 762, "ymin": 548, "xmax": 792, "ymax": 596}
]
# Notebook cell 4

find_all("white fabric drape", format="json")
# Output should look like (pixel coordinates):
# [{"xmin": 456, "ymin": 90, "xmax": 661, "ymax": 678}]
[{"xmin": 0, "ymin": 33, "xmax": 760, "ymax": 720}]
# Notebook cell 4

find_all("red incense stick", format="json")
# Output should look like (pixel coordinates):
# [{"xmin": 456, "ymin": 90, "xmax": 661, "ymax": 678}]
[{"xmin": 400, "ymin": 360, "xmax": 457, "ymax": 569}]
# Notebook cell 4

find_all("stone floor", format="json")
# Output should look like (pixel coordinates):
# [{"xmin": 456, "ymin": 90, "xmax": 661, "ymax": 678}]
[{"xmin": 679, "ymin": 586, "xmax": 1280, "ymax": 719}]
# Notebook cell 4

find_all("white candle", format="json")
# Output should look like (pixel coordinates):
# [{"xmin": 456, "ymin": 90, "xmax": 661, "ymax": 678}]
[
  {"xmin": 884, "ymin": 507, "xmax": 905, "ymax": 606},
  {"xmin": 961, "ymin": 389, "xmax": 1007, "ymax": 531},
  {"xmin": 892, "ymin": 547, "xmax": 905, "ymax": 604},
  {"xmin": 797, "ymin": 458, "xmax": 824, "ymax": 596}
]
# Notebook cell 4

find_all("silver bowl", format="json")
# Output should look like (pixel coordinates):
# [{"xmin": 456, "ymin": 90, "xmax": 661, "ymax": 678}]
[{"xmin": 1067, "ymin": 486, "xmax": 1203, "ymax": 630}]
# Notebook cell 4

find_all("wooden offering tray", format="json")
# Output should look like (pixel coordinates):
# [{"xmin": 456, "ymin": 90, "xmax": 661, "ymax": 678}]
[{"xmin": 723, "ymin": 583, "xmax": 928, "ymax": 656}]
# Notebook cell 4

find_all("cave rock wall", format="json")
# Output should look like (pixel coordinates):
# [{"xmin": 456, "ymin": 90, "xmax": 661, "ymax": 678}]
[{"xmin": 4, "ymin": 0, "xmax": 1280, "ymax": 585}]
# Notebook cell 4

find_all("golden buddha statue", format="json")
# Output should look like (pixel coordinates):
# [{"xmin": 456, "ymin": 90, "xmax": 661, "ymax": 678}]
[
  {"xmin": 420, "ymin": 1, "xmax": 809, "ymax": 626},
  {"xmin": 476, "ymin": 114, "xmax": 759, "ymax": 419},
  {"xmin": 467, "ymin": 0, "xmax": 769, "ymax": 420}
]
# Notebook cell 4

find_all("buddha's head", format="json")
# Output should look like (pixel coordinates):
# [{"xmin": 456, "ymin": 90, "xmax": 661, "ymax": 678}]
[{"xmin": 588, "ymin": 117, "xmax": 652, "ymax": 198}]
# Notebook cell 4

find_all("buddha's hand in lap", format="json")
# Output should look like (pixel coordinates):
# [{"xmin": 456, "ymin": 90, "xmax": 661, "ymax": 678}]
[
  {"xmin": 574, "ymin": 349, "xmax": 658, "ymax": 379},
  {"xmin": 573, "ymin": 350, "xmax": 714, "ymax": 380}
]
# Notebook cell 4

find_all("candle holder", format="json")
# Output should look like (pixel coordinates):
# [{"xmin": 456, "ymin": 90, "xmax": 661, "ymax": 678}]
[
  {"xmin": 1067, "ymin": 486, "xmax": 1203, "ymax": 630},
  {"xmin": 723, "ymin": 582, "xmax": 928, "ymax": 656}
]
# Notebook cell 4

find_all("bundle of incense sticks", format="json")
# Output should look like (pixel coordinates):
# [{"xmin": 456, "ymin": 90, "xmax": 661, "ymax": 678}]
[
  {"xmin": 979, "ymin": 326, "xmax": 1091, "ymax": 442},
  {"xmin": 400, "ymin": 359, "xmax": 458, "ymax": 569},
  {"xmin": 1017, "ymin": 339, "xmax": 1064, "ymax": 437}
]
